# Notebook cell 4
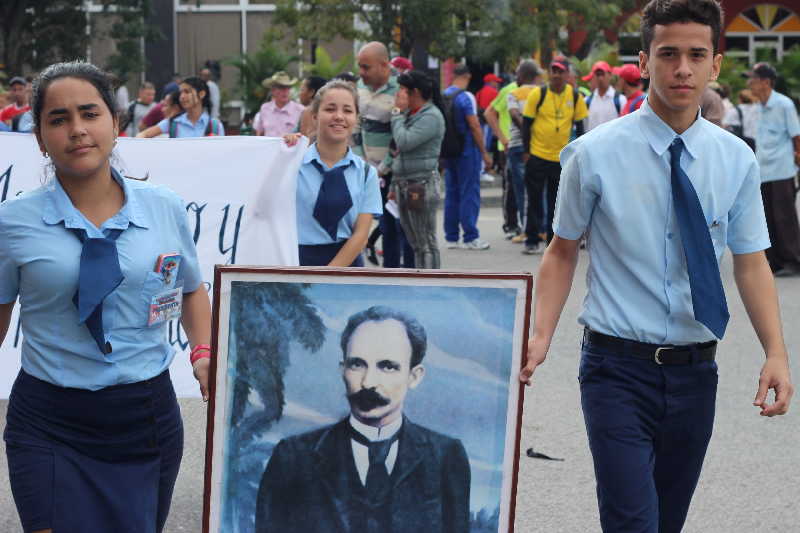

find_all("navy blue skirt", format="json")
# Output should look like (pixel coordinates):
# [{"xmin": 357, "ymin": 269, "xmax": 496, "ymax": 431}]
[
  {"xmin": 4, "ymin": 369, "xmax": 183, "ymax": 533},
  {"xmin": 299, "ymin": 242, "xmax": 364, "ymax": 267}
]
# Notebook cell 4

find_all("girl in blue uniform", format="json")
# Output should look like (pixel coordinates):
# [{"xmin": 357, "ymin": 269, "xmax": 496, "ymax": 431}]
[
  {"xmin": 0, "ymin": 61, "xmax": 212, "ymax": 533},
  {"xmin": 286, "ymin": 79, "xmax": 382, "ymax": 266},
  {"xmin": 138, "ymin": 76, "xmax": 223, "ymax": 138}
]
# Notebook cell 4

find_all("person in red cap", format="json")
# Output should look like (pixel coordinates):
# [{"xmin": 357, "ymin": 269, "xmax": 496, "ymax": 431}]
[
  {"xmin": 613, "ymin": 64, "xmax": 647, "ymax": 115},
  {"xmin": 476, "ymin": 73, "xmax": 504, "ymax": 176},
  {"xmin": 476, "ymin": 73, "xmax": 502, "ymax": 111},
  {"xmin": 583, "ymin": 61, "xmax": 625, "ymax": 131}
]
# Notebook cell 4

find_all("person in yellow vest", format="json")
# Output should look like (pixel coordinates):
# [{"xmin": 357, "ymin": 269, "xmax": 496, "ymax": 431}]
[{"xmin": 520, "ymin": 56, "xmax": 588, "ymax": 254}]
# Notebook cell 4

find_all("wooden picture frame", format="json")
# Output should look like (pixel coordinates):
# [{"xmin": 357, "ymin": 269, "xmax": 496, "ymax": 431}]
[{"xmin": 203, "ymin": 266, "xmax": 533, "ymax": 533}]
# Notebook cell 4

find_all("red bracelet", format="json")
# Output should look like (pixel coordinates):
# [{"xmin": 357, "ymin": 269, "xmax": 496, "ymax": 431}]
[{"xmin": 190, "ymin": 344, "xmax": 211, "ymax": 365}]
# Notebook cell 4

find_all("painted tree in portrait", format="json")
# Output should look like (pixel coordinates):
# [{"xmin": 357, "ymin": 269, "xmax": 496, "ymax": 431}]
[{"xmin": 222, "ymin": 282, "xmax": 325, "ymax": 532}]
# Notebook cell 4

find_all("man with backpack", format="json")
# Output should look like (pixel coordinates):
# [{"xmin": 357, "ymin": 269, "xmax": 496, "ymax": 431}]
[
  {"xmin": 122, "ymin": 82, "xmax": 156, "ymax": 137},
  {"xmin": 442, "ymin": 64, "xmax": 493, "ymax": 250},
  {"xmin": 583, "ymin": 61, "xmax": 626, "ymax": 131},
  {"xmin": 520, "ymin": 56, "xmax": 588, "ymax": 254}
]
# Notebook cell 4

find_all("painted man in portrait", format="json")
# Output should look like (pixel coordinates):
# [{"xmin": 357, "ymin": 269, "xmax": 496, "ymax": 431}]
[{"xmin": 255, "ymin": 305, "xmax": 470, "ymax": 533}]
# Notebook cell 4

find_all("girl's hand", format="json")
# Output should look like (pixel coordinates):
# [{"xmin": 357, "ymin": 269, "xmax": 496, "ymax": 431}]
[
  {"xmin": 193, "ymin": 357, "xmax": 210, "ymax": 402},
  {"xmin": 283, "ymin": 133, "xmax": 303, "ymax": 146}
]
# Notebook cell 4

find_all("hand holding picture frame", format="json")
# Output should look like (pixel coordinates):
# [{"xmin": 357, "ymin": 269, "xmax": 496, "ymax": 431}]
[{"xmin": 203, "ymin": 266, "xmax": 533, "ymax": 533}]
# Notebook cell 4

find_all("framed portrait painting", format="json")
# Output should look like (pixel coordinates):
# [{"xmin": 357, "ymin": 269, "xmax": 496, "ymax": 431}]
[{"xmin": 203, "ymin": 266, "xmax": 533, "ymax": 533}]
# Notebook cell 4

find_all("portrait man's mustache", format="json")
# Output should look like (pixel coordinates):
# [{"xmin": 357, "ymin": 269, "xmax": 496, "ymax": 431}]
[{"xmin": 347, "ymin": 387, "xmax": 391, "ymax": 411}]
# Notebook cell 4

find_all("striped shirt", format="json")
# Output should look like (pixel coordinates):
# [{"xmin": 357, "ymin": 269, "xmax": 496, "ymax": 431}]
[{"xmin": 354, "ymin": 77, "xmax": 399, "ymax": 168}]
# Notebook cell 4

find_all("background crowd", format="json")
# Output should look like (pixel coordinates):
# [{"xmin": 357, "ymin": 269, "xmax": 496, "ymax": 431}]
[{"xmin": 2, "ymin": 42, "xmax": 798, "ymax": 274}]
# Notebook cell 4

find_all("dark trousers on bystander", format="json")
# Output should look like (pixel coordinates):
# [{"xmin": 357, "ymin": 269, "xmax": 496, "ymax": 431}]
[
  {"xmin": 524, "ymin": 155, "xmax": 561, "ymax": 246},
  {"xmin": 761, "ymin": 177, "xmax": 800, "ymax": 273}
]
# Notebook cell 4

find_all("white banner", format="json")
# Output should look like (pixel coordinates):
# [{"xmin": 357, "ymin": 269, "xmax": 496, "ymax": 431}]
[{"xmin": 0, "ymin": 133, "xmax": 307, "ymax": 398}]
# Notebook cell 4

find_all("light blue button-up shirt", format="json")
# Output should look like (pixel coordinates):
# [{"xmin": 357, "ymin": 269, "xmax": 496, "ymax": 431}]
[
  {"xmin": 554, "ymin": 99, "xmax": 770, "ymax": 344},
  {"xmin": 157, "ymin": 110, "xmax": 224, "ymax": 138},
  {"xmin": 296, "ymin": 144, "xmax": 382, "ymax": 245},
  {"xmin": 755, "ymin": 90, "xmax": 800, "ymax": 182},
  {"xmin": 0, "ymin": 170, "xmax": 203, "ymax": 390}
]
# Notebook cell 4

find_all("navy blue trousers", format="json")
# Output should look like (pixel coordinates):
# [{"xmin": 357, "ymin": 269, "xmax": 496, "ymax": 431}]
[
  {"xmin": 579, "ymin": 335, "xmax": 718, "ymax": 533},
  {"xmin": 379, "ymin": 211, "xmax": 414, "ymax": 268},
  {"xmin": 4, "ymin": 370, "xmax": 183, "ymax": 533},
  {"xmin": 299, "ymin": 242, "xmax": 364, "ymax": 267}
]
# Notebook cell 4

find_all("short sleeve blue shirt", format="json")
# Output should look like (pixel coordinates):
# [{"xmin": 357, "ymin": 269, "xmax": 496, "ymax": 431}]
[
  {"xmin": 554, "ymin": 98, "xmax": 770, "ymax": 344},
  {"xmin": 0, "ymin": 170, "xmax": 203, "ymax": 390},
  {"xmin": 296, "ymin": 144, "xmax": 383, "ymax": 245},
  {"xmin": 444, "ymin": 86, "xmax": 478, "ymax": 153},
  {"xmin": 157, "ymin": 111, "xmax": 224, "ymax": 138},
  {"xmin": 755, "ymin": 90, "xmax": 800, "ymax": 182}
]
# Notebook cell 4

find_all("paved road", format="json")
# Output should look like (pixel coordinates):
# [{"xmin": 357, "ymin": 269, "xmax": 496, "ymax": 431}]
[{"xmin": 1, "ymin": 204, "xmax": 798, "ymax": 532}]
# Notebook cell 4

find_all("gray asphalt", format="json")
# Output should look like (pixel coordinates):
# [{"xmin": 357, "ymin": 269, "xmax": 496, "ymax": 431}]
[{"xmin": 1, "ymin": 199, "xmax": 799, "ymax": 532}]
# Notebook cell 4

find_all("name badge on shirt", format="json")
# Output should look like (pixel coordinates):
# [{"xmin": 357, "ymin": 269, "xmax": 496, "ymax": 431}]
[{"xmin": 147, "ymin": 286, "xmax": 183, "ymax": 326}]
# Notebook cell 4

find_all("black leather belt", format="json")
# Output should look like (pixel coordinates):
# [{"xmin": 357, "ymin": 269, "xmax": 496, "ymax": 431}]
[{"xmin": 584, "ymin": 329, "xmax": 716, "ymax": 365}]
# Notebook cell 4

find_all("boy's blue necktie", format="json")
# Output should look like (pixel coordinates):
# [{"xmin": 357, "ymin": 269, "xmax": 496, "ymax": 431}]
[
  {"xmin": 669, "ymin": 137, "xmax": 729, "ymax": 338},
  {"xmin": 71, "ymin": 228, "xmax": 124, "ymax": 354},
  {"xmin": 311, "ymin": 160, "xmax": 353, "ymax": 241}
]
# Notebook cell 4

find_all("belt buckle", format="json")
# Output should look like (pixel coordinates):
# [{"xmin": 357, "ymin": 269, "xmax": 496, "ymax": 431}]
[{"xmin": 654, "ymin": 346, "xmax": 670, "ymax": 365}]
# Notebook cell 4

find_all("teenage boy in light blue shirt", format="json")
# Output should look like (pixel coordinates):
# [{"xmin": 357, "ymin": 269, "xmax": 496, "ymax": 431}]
[{"xmin": 520, "ymin": 1, "xmax": 794, "ymax": 531}]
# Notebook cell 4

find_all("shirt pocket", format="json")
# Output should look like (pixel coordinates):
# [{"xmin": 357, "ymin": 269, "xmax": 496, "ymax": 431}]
[
  {"xmin": 140, "ymin": 271, "xmax": 166, "ymax": 327},
  {"xmin": 708, "ymin": 216, "xmax": 728, "ymax": 258}
]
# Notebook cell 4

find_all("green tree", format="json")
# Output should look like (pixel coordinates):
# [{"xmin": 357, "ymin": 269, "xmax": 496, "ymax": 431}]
[
  {"xmin": 99, "ymin": 0, "xmax": 161, "ymax": 82},
  {"xmin": 776, "ymin": 45, "xmax": 800, "ymax": 101},
  {"xmin": 274, "ymin": 0, "xmax": 485, "ymax": 61},
  {"xmin": 0, "ymin": 0, "xmax": 88, "ymax": 76},
  {"xmin": 716, "ymin": 55, "xmax": 749, "ymax": 101},
  {"xmin": 0, "ymin": 1, "xmax": 157, "ymax": 80},
  {"xmin": 225, "ymin": 32, "xmax": 298, "ymax": 115},
  {"xmin": 221, "ymin": 282, "xmax": 326, "ymax": 533},
  {"xmin": 305, "ymin": 46, "xmax": 354, "ymax": 79},
  {"xmin": 274, "ymin": 0, "xmax": 359, "ymax": 64}
]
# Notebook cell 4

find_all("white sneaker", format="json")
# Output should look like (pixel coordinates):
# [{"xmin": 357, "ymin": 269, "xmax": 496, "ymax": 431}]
[
  {"xmin": 480, "ymin": 173, "xmax": 495, "ymax": 183},
  {"xmin": 462, "ymin": 238, "xmax": 490, "ymax": 250},
  {"xmin": 445, "ymin": 240, "xmax": 461, "ymax": 249}
]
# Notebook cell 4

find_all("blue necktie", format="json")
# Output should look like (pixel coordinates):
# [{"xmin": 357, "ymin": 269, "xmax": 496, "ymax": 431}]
[
  {"xmin": 72, "ymin": 228, "xmax": 124, "ymax": 354},
  {"xmin": 311, "ymin": 160, "xmax": 353, "ymax": 241},
  {"xmin": 669, "ymin": 137, "xmax": 729, "ymax": 338}
]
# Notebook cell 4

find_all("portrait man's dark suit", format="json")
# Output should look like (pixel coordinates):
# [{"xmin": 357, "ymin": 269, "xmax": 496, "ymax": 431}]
[{"xmin": 255, "ymin": 416, "xmax": 470, "ymax": 533}]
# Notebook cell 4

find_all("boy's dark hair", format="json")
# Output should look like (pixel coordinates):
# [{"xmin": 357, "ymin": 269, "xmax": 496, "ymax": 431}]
[{"xmin": 641, "ymin": 0, "xmax": 724, "ymax": 55}]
